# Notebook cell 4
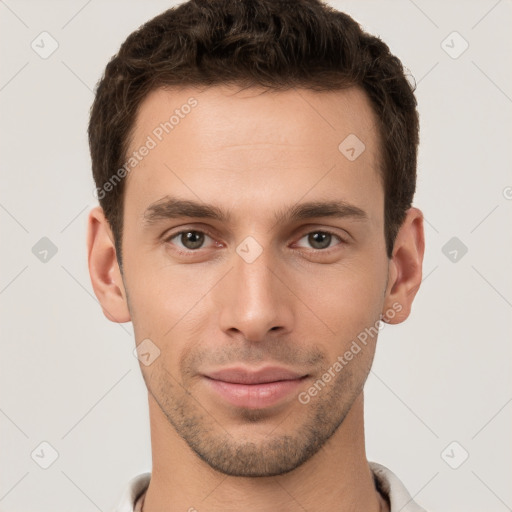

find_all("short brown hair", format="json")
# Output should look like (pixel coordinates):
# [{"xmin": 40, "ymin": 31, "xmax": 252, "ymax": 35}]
[{"xmin": 88, "ymin": 0, "xmax": 419, "ymax": 269}]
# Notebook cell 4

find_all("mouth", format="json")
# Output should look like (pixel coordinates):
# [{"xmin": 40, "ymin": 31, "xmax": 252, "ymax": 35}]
[{"xmin": 201, "ymin": 366, "xmax": 309, "ymax": 409}]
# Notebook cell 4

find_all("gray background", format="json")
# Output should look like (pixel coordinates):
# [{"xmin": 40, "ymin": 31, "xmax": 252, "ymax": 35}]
[{"xmin": 1, "ymin": 0, "xmax": 511, "ymax": 511}]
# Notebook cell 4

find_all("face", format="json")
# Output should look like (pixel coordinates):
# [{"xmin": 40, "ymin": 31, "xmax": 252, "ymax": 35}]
[{"xmin": 97, "ymin": 85, "xmax": 410, "ymax": 477}]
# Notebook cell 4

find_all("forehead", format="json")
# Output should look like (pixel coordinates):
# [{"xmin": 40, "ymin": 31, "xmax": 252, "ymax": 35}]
[
  {"xmin": 128, "ymin": 84, "xmax": 380, "ymax": 157},
  {"xmin": 123, "ymin": 84, "xmax": 383, "ymax": 227}
]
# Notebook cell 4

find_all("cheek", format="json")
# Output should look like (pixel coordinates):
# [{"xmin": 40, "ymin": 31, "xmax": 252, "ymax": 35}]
[
  {"xmin": 124, "ymin": 257, "xmax": 217, "ymax": 348},
  {"xmin": 293, "ymin": 259, "xmax": 387, "ymax": 342}
]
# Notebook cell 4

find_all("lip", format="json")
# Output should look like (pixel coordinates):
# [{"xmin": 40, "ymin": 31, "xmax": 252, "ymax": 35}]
[
  {"xmin": 203, "ymin": 366, "xmax": 307, "ymax": 384},
  {"xmin": 202, "ymin": 366, "xmax": 308, "ymax": 409}
]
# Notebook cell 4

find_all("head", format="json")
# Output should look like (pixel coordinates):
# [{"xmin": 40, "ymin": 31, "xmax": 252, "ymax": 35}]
[{"xmin": 87, "ymin": 0, "xmax": 424, "ymax": 477}]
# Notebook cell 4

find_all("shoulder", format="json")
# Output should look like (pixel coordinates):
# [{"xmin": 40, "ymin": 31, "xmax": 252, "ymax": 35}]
[
  {"xmin": 369, "ymin": 461, "xmax": 429, "ymax": 512},
  {"xmin": 109, "ymin": 472, "xmax": 151, "ymax": 512}
]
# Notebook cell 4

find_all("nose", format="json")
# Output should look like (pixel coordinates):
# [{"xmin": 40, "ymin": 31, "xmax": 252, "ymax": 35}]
[{"xmin": 217, "ymin": 243, "xmax": 295, "ymax": 342}]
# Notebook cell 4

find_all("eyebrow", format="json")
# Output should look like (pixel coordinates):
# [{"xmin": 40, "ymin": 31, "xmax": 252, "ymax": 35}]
[{"xmin": 142, "ymin": 196, "xmax": 368, "ymax": 227}]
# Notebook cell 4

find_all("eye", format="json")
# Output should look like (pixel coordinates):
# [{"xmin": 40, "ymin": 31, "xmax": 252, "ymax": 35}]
[
  {"xmin": 295, "ymin": 230, "xmax": 344, "ymax": 250},
  {"xmin": 163, "ymin": 228, "xmax": 345, "ymax": 255},
  {"xmin": 165, "ymin": 230, "xmax": 215, "ymax": 252}
]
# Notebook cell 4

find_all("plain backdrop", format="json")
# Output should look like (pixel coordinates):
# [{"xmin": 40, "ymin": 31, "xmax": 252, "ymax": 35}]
[{"xmin": 1, "ymin": 1, "xmax": 511, "ymax": 511}]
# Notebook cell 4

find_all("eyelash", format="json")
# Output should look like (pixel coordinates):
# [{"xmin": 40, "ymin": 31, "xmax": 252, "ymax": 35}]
[{"xmin": 163, "ymin": 228, "xmax": 346, "ymax": 255}]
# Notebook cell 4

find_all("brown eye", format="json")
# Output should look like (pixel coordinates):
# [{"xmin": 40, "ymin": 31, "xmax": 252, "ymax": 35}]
[
  {"xmin": 180, "ymin": 231, "xmax": 205, "ymax": 249},
  {"xmin": 308, "ymin": 232, "xmax": 331, "ymax": 249},
  {"xmin": 296, "ymin": 231, "xmax": 343, "ymax": 250},
  {"xmin": 166, "ymin": 230, "xmax": 212, "ymax": 251}
]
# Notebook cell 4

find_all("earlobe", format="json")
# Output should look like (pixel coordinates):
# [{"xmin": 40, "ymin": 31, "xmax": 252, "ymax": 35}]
[
  {"xmin": 382, "ymin": 207, "xmax": 425, "ymax": 325},
  {"xmin": 87, "ymin": 206, "xmax": 131, "ymax": 323}
]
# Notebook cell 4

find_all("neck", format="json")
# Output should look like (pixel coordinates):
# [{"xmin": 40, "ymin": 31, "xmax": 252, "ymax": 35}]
[{"xmin": 141, "ymin": 392, "xmax": 387, "ymax": 512}]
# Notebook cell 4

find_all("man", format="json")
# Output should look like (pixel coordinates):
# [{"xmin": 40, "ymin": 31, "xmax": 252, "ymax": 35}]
[{"xmin": 87, "ymin": 0, "xmax": 426, "ymax": 510}]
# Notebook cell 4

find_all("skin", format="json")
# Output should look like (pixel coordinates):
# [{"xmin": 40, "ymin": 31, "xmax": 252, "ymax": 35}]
[{"xmin": 87, "ymin": 84, "xmax": 424, "ymax": 512}]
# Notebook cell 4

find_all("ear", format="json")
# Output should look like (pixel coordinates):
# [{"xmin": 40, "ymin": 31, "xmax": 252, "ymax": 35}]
[
  {"xmin": 381, "ymin": 207, "xmax": 425, "ymax": 324},
  {"xmin": 86, "ymin": 206, "xmax": 131, "ymax": 323}
]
